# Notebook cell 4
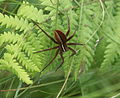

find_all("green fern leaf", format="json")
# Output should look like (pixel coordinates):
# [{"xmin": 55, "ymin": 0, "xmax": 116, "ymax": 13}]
[
  {"xmin": 0, "ymin": 12, "xmax": 32, "ymax": 32},
  {"xmin": 5, "ymin": 44, "xmax": 40, "ymax": 72},
  {"xmin": 0, "ymin": 32, "xmax": 23, "ymax": 46},
  {"xmin": 0, "ymin": 31, "xmax": 41, "ymax": 84},
  {"xmin": 17, "ymin": 1, "xmax": 45, "ymax": 23},
  {"xmin": 101, "ymin": 40, "xmax": 119, "ymax": 69},
  {"xmin": 0, "ymin": 53, "xmax": 33, "ymax": 84}
]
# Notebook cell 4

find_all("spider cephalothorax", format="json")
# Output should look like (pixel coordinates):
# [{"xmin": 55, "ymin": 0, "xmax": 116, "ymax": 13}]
[{"xmin": 32, "ymin": 18, "xmax": 84, "ymax": 72}]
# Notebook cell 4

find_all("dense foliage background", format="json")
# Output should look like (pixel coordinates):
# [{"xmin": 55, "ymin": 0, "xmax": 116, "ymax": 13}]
[{"xmin": 0, "ymin": 0, "xmax": 120, "ymax": 98}]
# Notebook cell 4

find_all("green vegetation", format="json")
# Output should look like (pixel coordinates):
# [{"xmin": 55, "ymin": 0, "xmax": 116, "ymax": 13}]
[{"xmin": 0, "ymin": 0, "xmax": 120, "ymax": 98}]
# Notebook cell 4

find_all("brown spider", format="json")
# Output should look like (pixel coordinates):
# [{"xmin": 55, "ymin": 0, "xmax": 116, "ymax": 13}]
[{"xmin": 32, "ymin": 18, "xmax": 84, "ymax": 72}]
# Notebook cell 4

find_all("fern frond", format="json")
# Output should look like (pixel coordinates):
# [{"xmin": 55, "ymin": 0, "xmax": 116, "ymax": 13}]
[
  {"xmin": 26, "ymin": 32, "xmax": 44, "ymax": 67},
  {"xmin": 0, "ymin": 31, "xmax": 41, "ymax": 65},
  {"xmin": 77, "ymin": 9, "xmax": 99, "ymax": 69},
  {"xmin": 101, "ymin": 0, "xmax": 120, "ymax": 69},
  {"xmin": 0, "ymin": 53, "xmax": 33, "ymax": 84},
  {"xmin": 6, "ymin": 44, "xmax": 39, "ymax": 72},
  {"xmin": 17, "ymin": 1, "xmax": 45, "ymax": 23},
  {"xmin": 0, "ymin": 32, "xmax": 23, "ymax": 46},
  {"xmin": 101, "ymin": 40, "xmax": 119, "ymax": 69},
  {"xmin": 40, "ymin": 0, "xmax": 56, "ymax": 16},
  {"xmin": 0, "ymin": 12, "xmax": 32, "ymax": 32},
  {"xmin": 0, "ymin": 32, "xmax": 41, "ymax": 84}
]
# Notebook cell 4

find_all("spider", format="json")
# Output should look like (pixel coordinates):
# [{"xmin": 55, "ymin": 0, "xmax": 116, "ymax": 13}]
[{"xmin": 32, "ymin": 18, "xmax": 84, "ymax": 72}]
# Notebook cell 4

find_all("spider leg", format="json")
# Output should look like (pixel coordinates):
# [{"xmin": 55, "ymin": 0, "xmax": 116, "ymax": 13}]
[
  {"xmin": 66, "ymin": 29, "xmax": 77, "ymax": 42},
  {"xmin": 68, "ymin": 47, "xmax": 76, "ymax": 56},
  {"xmin": 67, "ymin": 43, "xmax": 85, "ymax": 46},
  {"xmin": 55, "ymin": 52, "xmax": 64, "ymax": 71},
  {"xmin": 66, "ymin": 16, "xmax": 70, "ymax": 37},
  {"xmin": 32, "ymin": 20, "xmax": 58, "ymax": 44},
  {"xmin": 67, "ymin": 43, "xmax": 86, "ymax": 50},
  {"xmin": 40, "ymin": 49, "xmax": 59, "ymax": 73},
  {"xmin": 33, "ymin": 46, "xmax": 59, "ymax": 53}
]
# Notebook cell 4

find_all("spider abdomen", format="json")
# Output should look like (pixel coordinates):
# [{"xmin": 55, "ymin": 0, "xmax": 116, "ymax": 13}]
[{"xmin": 54, "ymin": 30, "xmax": 67, "ymax": 44}]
